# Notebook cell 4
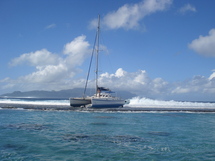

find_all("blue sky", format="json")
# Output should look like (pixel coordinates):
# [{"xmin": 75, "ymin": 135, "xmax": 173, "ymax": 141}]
[{"xmin": 0, "ymin": 0, "xmax": 215, "ymax": 101}]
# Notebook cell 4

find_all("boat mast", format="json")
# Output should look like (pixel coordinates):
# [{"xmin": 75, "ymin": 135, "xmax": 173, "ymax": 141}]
[
  {"xmin": 83, "ymin": 15, "xmax": 100, "ymax": 98},
  {"xmin": 95, "ymin": 15, "xmax": 100, "ymax": 95}
]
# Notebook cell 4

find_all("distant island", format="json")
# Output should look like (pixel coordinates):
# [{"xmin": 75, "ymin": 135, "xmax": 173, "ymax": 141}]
[{"xmin": 0, "ymin": 88, "xmax": 136, "ymax": 99}]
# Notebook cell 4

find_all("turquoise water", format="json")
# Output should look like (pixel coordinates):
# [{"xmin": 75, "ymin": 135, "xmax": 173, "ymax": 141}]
[{"xmin": 1, "ymin": 109, "xmax": 215, "ymax": 161}]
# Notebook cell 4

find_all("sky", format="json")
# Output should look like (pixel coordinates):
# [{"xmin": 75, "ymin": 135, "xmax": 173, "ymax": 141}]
[{"xmin": 0, "ymin": 0, "xmax": 215, "ymax": 101}]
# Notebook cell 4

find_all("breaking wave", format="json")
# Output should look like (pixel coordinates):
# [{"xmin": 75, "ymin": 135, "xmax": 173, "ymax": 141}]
[
  {"xmin": 125, "ymin": 97, "xmax": 215, "ymax": 108},
  {"xmin": 0, "ymin": 98, "xmax": 69, "ymax": 106}
]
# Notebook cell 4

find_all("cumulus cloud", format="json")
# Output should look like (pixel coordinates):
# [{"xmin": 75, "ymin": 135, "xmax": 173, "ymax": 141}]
[
  {"xmin": 96, "ymin": 68, "xmax": 169, "ymax": 97},
  {"xmin": 189, "ymin": 28, "xmax": 215, "ymax": 57},
  {"xmin": 178, "ymin": 3, "xmax": 196, "ymax": 14},
  {"xmin": 90, "ymin": 0, "xmax": 172, "ymax": 30},
  {"xmin": 10, "ymin": 49, "xmax": 60, "ymax": 67},
  {"xmin": 7, "ymin": 35, "xmax": 91, "ymax": 87},
  {"xmin": 171, "ymin": 76, "xmax": 207, "ymax": 94},
  {"xmin": 63, "ymin": 35, "xmax": 89, "ymax": 55},
  {"xmin": 63, "ymin": 35, "xmax": 90, "ymax": 67},
  {"xmin": 100, "ymin": 69, "xmax": 215, "ymax": 100},
  {"xmin": 21, "ymin": 64, "xmax": 68, "ymax": 83},
  {"xmin": 171, "ymin": 73, "xmax": 215, "ymax": 100}
]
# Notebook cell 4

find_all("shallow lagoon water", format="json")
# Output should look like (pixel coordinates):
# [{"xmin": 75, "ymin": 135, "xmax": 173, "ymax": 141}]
[{"xmin": 1, "ymin": 109, "xmax": 215, "ymax": 161}]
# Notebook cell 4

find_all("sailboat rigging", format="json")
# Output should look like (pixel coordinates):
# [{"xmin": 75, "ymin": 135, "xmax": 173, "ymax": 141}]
[{"xmin": 70, "ymin": 15, "xmax": 125, "ymax": 108}]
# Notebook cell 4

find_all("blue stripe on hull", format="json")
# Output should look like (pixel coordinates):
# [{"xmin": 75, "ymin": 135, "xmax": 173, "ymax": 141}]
[{"xmin": 90, "ymin": 104, "xmax": 123, "ymax": 108}]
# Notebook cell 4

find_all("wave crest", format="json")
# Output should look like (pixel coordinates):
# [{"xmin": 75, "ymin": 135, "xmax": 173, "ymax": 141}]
[{"xmin": 125, "ymin": 97, "xmax": 215, "ymax": 108}]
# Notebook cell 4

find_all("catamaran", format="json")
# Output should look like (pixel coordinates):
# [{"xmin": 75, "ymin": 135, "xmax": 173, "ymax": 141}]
[{"xmin": 70, "ymin": 15, "xmax": 125, "ymax": 108}]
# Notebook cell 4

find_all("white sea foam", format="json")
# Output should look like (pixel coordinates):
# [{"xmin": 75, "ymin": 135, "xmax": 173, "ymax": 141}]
[
  {"xmin": 125, "ymin": 97, "xmax": 215, "ymax": 108},
  {"xmin": 0, "ymin": 98, "xmax": 69, "ymax": 106}
]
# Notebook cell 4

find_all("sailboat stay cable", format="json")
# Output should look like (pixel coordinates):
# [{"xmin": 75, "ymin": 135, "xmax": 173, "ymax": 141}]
[{"xmin": 83, "ymin": 29, "xmax": 98, "ymax": 98}]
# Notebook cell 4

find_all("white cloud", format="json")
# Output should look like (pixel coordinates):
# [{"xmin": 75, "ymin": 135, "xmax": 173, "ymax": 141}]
[
  {"xmin": 134, "ymin": 70, "xmax": 149, "ymax": 85},
  {"xmin": 90, "ymin": 0, "xmax": 172, "ymax": 30},
  {"xmin": 10, "ymin": 49, "xmax": 60, "ymax": 67},
  {"xmin": 171, "ymin": 86, "xmax": 190, "ymax": 94},
  {"xmin": 95, "ymin": 69, "xmax": 215, "ymax": 100},
  {"xmin": 115, "ymin": 68, "xmax": 127, "ymax": 78},
  {"xmin": 97, "ymin": 69, "xmax": 168, "ymax": 97},
  {"xmin": 209, "ymin": 70, "xmax": 215, "ymax": 80},
  {"xmin": 63, "ymin": 35, "xmax": 89, "ymax": 55},
  {"xmin": 45, "ymin": 23, "xmax": 56, "ymax": 29},
  {"xmin": 21, "ymin": 64, "xmax": 68, "ymax": 83},
  {"xmin": 171, "ymin": 75, "xmax": 215, "ymax": 95},
  {"xmin": 178, "ymin": 4, "xmax": 196, "ymax": 14},
  {"xmin": 63, "ymin": 35, "xmax": 90, "ymax": 67},
  {"xmin": 0, "ymin": 77, "xmax": 10, "ymax": 83},
  {"xmin": 189, "ymin": 28, "xmax": 215, "ymax": 57},
  {"xmin": 7, "ymin": 35, "xmax": 91, "ymax": 87}
]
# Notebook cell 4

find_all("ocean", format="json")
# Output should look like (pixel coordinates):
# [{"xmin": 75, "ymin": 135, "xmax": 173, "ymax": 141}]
[{"xmin": 1, "ymin": 97, "xmax": 215, "ymax": 160}]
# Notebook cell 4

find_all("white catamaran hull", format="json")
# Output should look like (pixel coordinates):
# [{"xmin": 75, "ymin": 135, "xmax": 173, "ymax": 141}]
[
  {"xmin": 70, "ymin": 98, "xmax": 91, "ymax": 107},
  {"xmin": 89, "ymin": 98, "xmax": 125, "ymax": 108}
]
